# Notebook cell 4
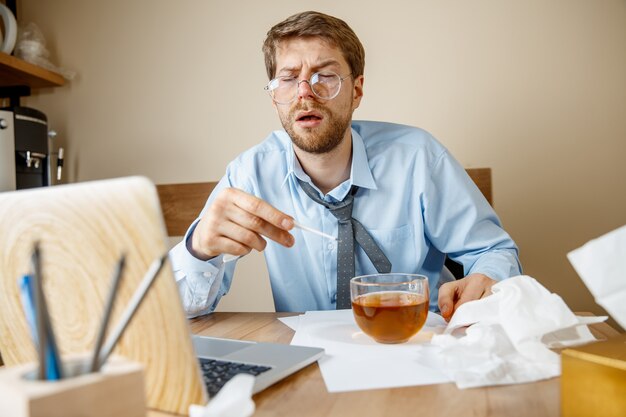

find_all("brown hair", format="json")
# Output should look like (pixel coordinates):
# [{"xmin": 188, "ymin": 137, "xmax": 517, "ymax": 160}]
[{"xmin": 262, "ymin": 11, "xmax": 365, "ymax": 80}]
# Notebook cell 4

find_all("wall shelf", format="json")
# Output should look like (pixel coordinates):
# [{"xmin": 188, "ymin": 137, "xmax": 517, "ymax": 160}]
[{"xmin": 0, "ymin": 52, "xmax": 65, "ymax": 89}]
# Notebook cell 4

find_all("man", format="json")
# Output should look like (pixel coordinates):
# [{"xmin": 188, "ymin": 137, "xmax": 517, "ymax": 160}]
[{"xmin": 170, "ymin": 11, "xmax": 521, "ymax": 320}]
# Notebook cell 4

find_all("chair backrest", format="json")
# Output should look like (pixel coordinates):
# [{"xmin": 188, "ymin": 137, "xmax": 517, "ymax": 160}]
[
  {"xmin": 156, "ymin": 168, "xmax": 492, "ymax": 237},
  {"xmin": 465, "ymin": 167, "xmax": 492, "ymax": 206},
  {"xmin": 156, "ymin": 182, "xmax": 217, "ymax": 236}
]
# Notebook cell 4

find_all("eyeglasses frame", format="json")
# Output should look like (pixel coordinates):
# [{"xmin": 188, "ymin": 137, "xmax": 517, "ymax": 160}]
[{"xmin": 264, "ymin": 71, "xmax": 353, "ymax": 105}]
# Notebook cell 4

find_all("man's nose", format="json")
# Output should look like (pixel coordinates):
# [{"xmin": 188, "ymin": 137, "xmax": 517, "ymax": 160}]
[{"xmin": 296, "ymin": 79, "xmax": 315, "ymax": 100}]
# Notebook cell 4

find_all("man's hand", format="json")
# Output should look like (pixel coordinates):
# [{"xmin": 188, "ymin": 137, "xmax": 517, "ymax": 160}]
[
  {"xmin": 438, "ymin": 273, "xmax": 497, "ymax": 321},
  {"xmin": 189, "ymin": 188, "xmax": 295, "ymax": 260}
]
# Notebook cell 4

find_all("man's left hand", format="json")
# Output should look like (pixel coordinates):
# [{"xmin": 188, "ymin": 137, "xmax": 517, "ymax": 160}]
[{"xmin": 438, "ymin": 273, "xmax": 497, "ymax": 321}]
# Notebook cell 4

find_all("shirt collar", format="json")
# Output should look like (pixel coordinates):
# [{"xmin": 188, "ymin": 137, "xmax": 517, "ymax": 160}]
[
  {"xmin": 281, "ymin": 127, "xmax": 378, "ymax": 195},
  {"xmin": 349, "ymin": 128, "xmax": 377, "ymax": 190}
]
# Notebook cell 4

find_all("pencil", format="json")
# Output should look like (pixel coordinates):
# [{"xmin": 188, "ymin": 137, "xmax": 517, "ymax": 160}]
[
  {"xmin": 30, "ymin": 245, "xmax": 47, "ymax": 380},
  {"xmin": 96, "ymin": 253, "xmax": 167, "ymax": 369},
  {"xmin": 90, "ymin": 254, "xmax": 126, "ymax": 372},
  {"xmin": 31, "ymin": 243, "xmax": 64, "ymax": 379}
]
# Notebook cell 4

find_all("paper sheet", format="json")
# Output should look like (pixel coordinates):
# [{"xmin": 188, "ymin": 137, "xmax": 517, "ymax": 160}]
[
  {"xmin": 285, "ymin": 310, "xmax": 451, "ymax": 392},
  {"xmin": 278, "ymin": 315, "xmax": 300, "ymax": 331}
]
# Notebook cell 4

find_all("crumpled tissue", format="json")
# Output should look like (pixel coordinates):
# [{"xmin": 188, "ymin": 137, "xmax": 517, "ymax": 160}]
[
  {"xmin": 189, "ymin": 373, "xmax": 255, "ymax": 417},
  {"xmin": 424, "ymin": 275, "xmax": 606, "ymax": 389},
  {"xmin": 567, "ymin": 224, "xmax": 626, "ymax": 329}
]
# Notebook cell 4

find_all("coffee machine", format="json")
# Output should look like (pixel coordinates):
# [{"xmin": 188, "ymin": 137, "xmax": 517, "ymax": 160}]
[{"xmin": 0, "ymin": 106, "xmax": 63, "ymax": 192}]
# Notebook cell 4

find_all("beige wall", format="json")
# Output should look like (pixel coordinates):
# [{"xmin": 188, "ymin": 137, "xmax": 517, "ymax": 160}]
[{"xmin": 15, "ymin": 0, "xmax": 626, "ymax": 327}]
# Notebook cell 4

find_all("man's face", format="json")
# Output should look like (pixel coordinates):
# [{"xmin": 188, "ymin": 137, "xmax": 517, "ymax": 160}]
[{"xmin": 272, "ymin": 38, "xmax": 363, "ymax": 154}]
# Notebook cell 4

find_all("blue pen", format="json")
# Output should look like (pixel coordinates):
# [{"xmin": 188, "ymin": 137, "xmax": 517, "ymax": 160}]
[
  {"xmin": 33, "ymin": 244, "xmax": 64, "ymax": 380},
  {"xmin": 21, "ymin": 274, "xmax": 64, "ymax": 380},
  {"xmin": 19, "ymin": 275, "xmax": 38, "ymax": 345},
  {"xmin": 20, "ymin": 274, "xmax": 46, "ymax": 379},
  {"xmin": 20, "ymin": 275, "xmax": 62, "ymax": 380},
  {"xmin": 24, "ymin": 244, "xmax": 65, "ymax": 381}
]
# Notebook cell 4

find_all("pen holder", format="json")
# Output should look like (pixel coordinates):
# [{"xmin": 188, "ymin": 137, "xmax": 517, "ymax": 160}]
[{"xmin": 0, "ymin": 354, "xmax": 146, "ymax": 417}]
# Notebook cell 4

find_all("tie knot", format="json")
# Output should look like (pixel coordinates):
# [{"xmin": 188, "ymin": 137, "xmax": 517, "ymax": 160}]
[
  {"xmin": 297, "ymin": 179, "xmax": 356, "ymax": 219},
  {"xmin": 329, "ymin": 204, "xmax": 353, "ymax": 222}
]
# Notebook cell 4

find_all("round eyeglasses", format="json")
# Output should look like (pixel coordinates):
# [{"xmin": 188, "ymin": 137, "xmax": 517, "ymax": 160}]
[{"xmin": 264, "ymin": 71, "xmax": 352, "ymax": 105}]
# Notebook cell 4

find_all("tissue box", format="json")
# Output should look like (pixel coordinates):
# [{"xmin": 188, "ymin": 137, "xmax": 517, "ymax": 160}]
[
  {"xmin": 0, "ymin": 355, "xmax": 146, "ymax": 417},
  {"xmin": 561, "ymin": 333, "xmax": 626, "ymax": 417}
]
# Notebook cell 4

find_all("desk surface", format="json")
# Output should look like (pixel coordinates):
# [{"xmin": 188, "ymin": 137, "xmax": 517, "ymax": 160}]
[{"xmin": 149, "ymin": 312, "xmax": 620, "ymax": 417}]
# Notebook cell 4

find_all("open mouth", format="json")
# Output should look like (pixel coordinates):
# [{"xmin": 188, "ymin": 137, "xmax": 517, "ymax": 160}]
[
  {"xmin": 298, "ymin": 115, "xmax": 322, "ymax": 121},
  {"xmin": 296, "ymin": 112, "xmax": 322, "ymax": 122},
  {"xmin": 295, "ymin": 111, "xmax": 324, "ymax": 126}
]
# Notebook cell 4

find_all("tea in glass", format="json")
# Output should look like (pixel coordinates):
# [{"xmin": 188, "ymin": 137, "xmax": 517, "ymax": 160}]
[{"xmin": 350, "ymin": 274, "xmax": 429, "ymax": 344}]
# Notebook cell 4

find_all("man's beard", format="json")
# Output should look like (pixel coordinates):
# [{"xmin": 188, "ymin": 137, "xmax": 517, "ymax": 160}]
[{"xmin": 280, "ymin": 102, "xmax": 352, "ymax": 154}]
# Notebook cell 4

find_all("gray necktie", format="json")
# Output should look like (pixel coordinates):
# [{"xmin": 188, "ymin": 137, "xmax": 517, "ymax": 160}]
[{"xmin": 298, "ymin": 180, "xmax": 392, "ymax": 309}]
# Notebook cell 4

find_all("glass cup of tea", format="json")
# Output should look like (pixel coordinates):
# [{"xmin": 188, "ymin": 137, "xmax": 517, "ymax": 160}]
[{"xmin": 350, "ymin": 273, "xmax": 429, "ymax": 344}]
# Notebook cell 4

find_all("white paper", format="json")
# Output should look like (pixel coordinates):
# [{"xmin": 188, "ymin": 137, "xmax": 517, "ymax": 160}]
[
  {"xmin": 278, "ymin": 315, "xmax": 301, "ymax": 331},
  {"xmin": 289, "ymin": 309, "xmax": 451, "ymax": 392},
  {"xmin": 567, "ymin": 224, "xmax": 626, "ymax": 329}
]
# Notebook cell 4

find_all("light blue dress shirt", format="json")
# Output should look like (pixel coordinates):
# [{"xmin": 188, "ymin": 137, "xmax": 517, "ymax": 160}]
[{"xmin": 169, "ymin": 121, "xmax": 521, "ymax": 317}]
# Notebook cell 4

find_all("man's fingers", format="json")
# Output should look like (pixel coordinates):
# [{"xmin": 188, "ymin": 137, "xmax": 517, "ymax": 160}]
[
  {"xmin": 438, "ymin": 281, "xmax": 460, "ymax": 321},
  {"xmin": 190, "ymin": 219, "xmax": 254, "ymax": 260},
  {"xmin": 223, "ymin": 189, "xmax": 295, "ymax": 246},
  {"xmin": 211, "ymin": 236, "xmax": 253, "ymax": 258},
  {"xmin": 228, "ymin": 188, "xmax": 294, "ymax": 230},
  {"xmin": 226, "ymin": 202, "xmax": 294, "ymax": 248},
  {"xmin": 454, "ymin": 282, "xmax": 484, "ymax": 310},
  {"xmin": 218, "ymin": 219, "xmax": 268, "ymax": 252},
  {"xmin": 439, "ymin": 274, "xmax": 497, "ymax": 320}
]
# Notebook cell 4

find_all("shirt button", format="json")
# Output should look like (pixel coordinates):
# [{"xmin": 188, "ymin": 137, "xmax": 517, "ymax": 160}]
[
  {"xmin": 327, "ymin": 242, "xmax": 335, "ymax": 250},
  {"xmin": 203, "ymin": 271, "xmax": 212, "ymax": 278}
]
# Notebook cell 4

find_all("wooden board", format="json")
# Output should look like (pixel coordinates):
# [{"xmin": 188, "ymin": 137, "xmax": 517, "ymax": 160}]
[
  {"xmin": 0, "ymin": 52, "xmax": 65, "ymax": 88},
  {"xmin": 0, "ymin": 177, "xmax": 206, "ymax": 414}
]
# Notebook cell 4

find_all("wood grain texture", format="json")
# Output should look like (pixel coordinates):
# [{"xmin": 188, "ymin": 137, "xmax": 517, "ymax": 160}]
[
  {"xmin": 0, "ymin": 355, "xmax": 146, "ymax": 417},
  {"xmin": 0, "ymin": 177, "xmax": 206, "ymax": 414},
  {"xmin": 156, "ymin": 182, "xmax": 217, "ymax": 236},
  {"xmin": 147, "ymin": 312, "xmax": 621, "ymax": 417}
]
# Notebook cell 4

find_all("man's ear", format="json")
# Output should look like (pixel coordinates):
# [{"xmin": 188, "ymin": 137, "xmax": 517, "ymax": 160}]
[{"xmin": 352, "ymin": 75, "xmax": 364, "ymax": 110}]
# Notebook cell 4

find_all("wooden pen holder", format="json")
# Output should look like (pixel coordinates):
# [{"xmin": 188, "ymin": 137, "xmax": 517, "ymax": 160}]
[{"xmin": 0, "ymin": 354, "xmax": 146, "ymax": 417}]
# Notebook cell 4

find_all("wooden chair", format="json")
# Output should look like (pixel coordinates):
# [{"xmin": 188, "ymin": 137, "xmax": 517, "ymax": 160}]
[
  {"xmin": 156, "ymin": 182, "xmax": 217, "ymax": 236},
  {"xmin": 465, "ymin": 167, "xmax": 492, "ymax": 206},
  {"xmin": 156, "ymin": 168, "xmax": 492, "ymax": 239}
]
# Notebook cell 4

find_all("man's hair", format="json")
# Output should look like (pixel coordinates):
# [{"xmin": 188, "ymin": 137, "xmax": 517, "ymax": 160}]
[{"xmin": 262, "ymin": 11, "xmax": 365, "ymax": 80}]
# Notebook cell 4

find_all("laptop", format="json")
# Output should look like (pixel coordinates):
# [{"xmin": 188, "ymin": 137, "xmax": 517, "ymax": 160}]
[{"xmin": 0, "ymin": 177, "xmax": 323, "ymax": 415}]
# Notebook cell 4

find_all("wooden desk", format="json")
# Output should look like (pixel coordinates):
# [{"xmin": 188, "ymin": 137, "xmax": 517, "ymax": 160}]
[{"xmin": 149, "ymin": 312, "xmax": 620, "ymax": 417}]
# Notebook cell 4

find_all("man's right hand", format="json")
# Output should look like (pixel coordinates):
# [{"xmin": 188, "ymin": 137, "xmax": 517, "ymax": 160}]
[{"xmin": 189, "ymin": 188, "xmax": 295, "ymax": 260}]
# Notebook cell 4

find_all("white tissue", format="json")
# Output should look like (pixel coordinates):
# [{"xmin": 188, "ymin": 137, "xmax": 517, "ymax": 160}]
[
  {"xmin": 567, "ymin": 224, "xmax": 626, "ymax": 329},
  {"xmin": 189, "ymin": 374, "xmax": 255, "ymax": 417},
  {"xmin": 427, "ymin": 276, "xmax": 605, "ymax": 388}
]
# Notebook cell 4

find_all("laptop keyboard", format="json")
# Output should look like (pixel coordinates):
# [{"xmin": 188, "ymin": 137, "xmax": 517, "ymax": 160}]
[{"xmin": 199, "ymin": 358, "xmax": 272, "ymax": 397}]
